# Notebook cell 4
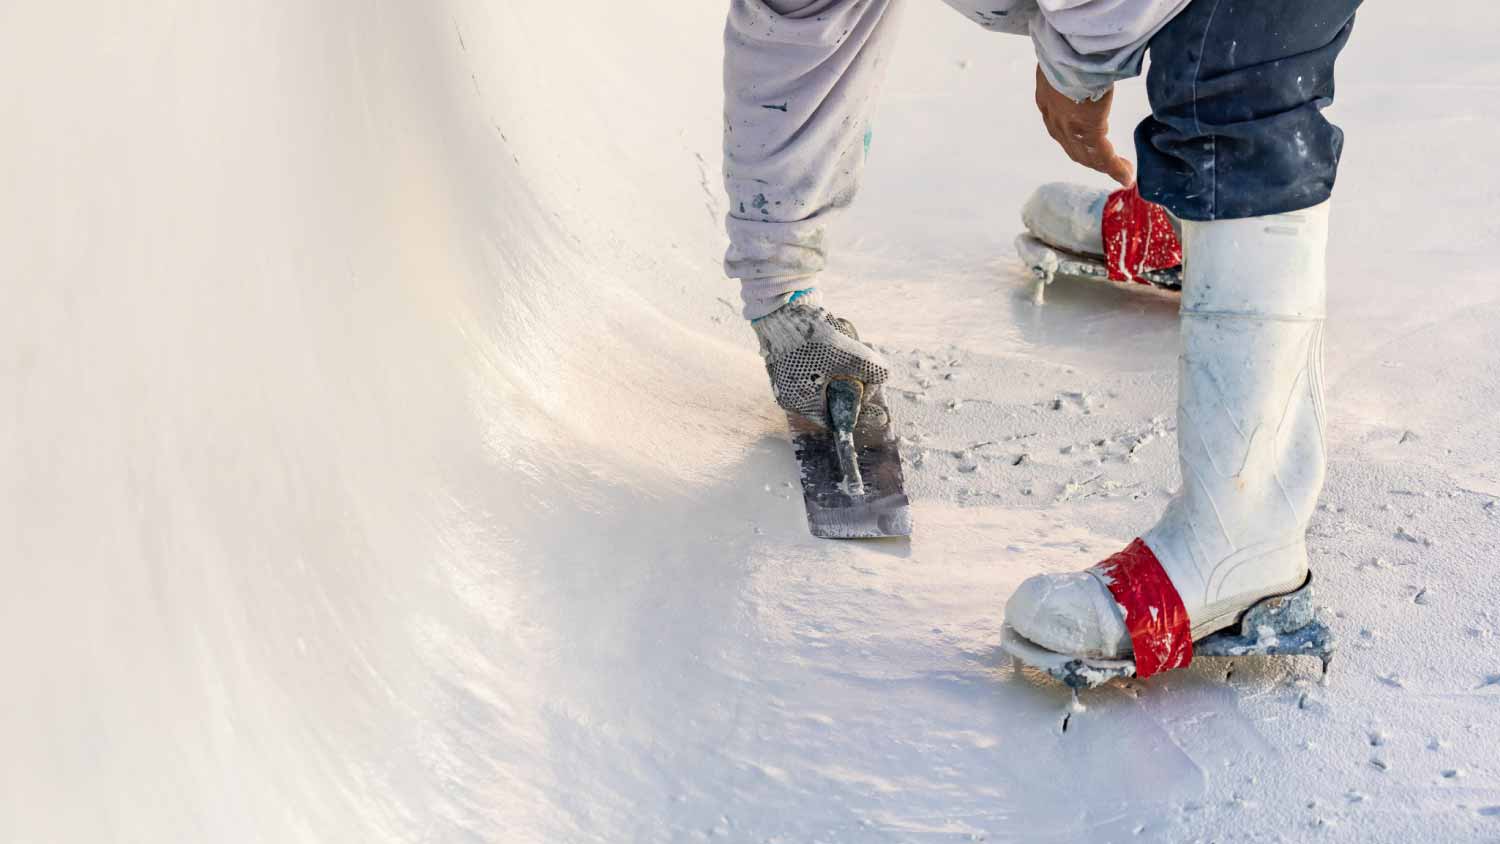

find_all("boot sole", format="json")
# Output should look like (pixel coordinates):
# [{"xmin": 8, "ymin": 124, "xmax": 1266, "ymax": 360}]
[{"xmin": 1002, "ymin": 573, "xmax": 1335, "ymax": 690}]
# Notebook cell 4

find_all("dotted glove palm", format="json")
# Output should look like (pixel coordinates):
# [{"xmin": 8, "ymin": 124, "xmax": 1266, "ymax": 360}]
[{"xmin": 751, "ymin": 291, "xmax": 890, "ymax": 426}]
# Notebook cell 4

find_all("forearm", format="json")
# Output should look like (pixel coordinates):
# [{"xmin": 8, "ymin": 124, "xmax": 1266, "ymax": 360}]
[{"xmin": 1030, "ymin": 0, "xmax": 1191, "ymax": 101}]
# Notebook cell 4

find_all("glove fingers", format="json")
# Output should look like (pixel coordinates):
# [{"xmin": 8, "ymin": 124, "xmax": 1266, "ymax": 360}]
[
  {"xmin": 755, "ymin": 304, "xmax": 890, "ymax": 422},
  {"xmin": 770, "ymin": 338, "xmax": 889, "ymax": 419}
]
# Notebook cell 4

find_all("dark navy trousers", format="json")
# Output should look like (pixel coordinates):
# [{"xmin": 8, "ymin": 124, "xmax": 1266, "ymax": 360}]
[{"xmin": 1136, "ymin": 0, "xmax": 1364, "ymax": 221}]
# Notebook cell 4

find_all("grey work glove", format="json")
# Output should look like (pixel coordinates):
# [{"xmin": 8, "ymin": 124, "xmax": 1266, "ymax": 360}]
[{"xmin": 751, "ymin": 291, "xmax": 890, "ymax": 425}]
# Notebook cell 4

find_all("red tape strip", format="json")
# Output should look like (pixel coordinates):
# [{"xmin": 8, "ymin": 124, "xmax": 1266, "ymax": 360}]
[
  {"xmin": 1101, "ymin": 186, "xmax": 1182, "ymax": 285},
  {"xmin": 1094, "ymin": 538, "xmax": 1193, "ymax": 678}
]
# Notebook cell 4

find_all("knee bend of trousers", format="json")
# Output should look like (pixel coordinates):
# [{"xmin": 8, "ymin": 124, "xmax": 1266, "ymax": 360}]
[
  {"xmin": 936, "ymin": 0, "xmax": 1034, "ymax": 35},
  {"xmin": 1134, "ymin": 0, "xmax": 1363, "ymax": 221}
]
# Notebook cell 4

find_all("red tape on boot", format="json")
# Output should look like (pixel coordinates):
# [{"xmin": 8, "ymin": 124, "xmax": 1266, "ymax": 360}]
[
  {"xmin": 1101, "ymin": 186, "xmax": 1182, "ymax": 285},
  {"xmin": 1094, "ymin": 538, "xmax": 1193, "ymax": 678}
]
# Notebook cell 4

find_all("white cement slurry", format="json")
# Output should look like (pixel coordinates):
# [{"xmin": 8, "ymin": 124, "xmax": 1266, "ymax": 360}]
[{"xmin": 5, "ymin": 2, "xmax": 1500, "ymax": 842}]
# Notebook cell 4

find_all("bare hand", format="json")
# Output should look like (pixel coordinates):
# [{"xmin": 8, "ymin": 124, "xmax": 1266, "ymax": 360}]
[{"xmin": 1034, "ymin": 65, "xmax": 1135, "ymax": 187}]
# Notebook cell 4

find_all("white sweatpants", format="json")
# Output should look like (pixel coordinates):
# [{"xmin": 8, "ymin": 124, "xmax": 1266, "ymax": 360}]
[{"xmin": 723, "ymin": 0, "xmax": 1186, "ymax": 318}]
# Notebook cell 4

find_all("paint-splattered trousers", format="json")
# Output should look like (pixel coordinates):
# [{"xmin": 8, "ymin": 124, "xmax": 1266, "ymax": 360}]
[{"xmin": 724, "ymin": 0, "xmax": 1363, "ymax": 318}]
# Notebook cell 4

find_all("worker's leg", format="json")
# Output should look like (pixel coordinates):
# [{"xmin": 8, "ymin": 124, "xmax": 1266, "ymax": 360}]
[
  {"xmin": 723, "ymin": 0, "xmax": 906, "ymax": 319},
  {"xmin": 1136, "ymin": 0, "xmax": 1363, "ymax": 221}
]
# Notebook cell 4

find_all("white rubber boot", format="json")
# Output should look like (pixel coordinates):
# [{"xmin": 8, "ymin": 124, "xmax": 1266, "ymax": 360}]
[
  {"xmin": 1020, "ymin": 183, "xmax": 1111, "ymax": 258},
  {"xmin": 1005, "ymin": 202, "xmax": 1331, "ymax": 661}
]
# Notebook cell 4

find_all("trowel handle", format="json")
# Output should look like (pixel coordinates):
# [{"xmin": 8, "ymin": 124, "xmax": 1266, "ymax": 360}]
[
  {"xmin": 825, "ymin": 377, "xmax": 865, "ymax": 431},
  {"xmin": 826, "ymin": 378, "xmax": 867, "ymax": 497}
]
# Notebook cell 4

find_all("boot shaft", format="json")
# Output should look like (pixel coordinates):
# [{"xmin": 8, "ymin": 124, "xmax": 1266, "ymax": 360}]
[
  {"xmin": 1180, "ymin": 203, "xmax": 1329, "ymax": 318},
  {"xmin": 1147, "ymin": 203, "xmax": 1331, "ymax": 605}
]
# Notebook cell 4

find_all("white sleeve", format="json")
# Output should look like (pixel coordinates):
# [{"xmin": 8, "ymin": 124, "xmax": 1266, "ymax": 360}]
[{"xmin": 1030, "ymin": 0, "xmax": 1192, "ymax": 102}]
